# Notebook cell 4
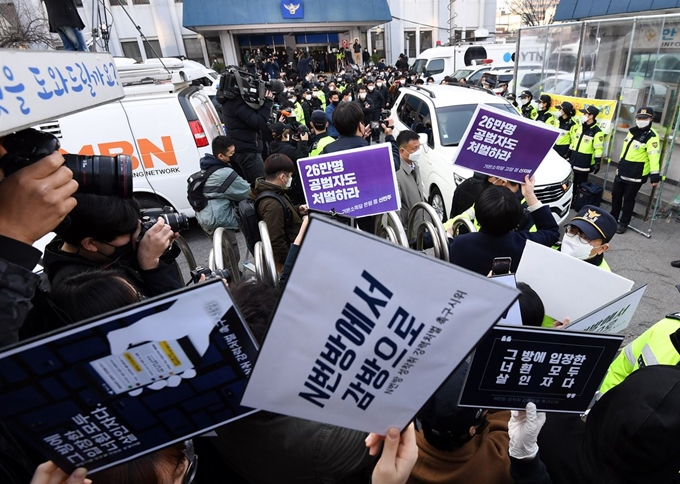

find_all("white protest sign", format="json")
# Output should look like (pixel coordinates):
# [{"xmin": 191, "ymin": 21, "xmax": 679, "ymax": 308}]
[
  {"xmin": 242, "ymin": 216, "xmax": 519, "ymax": 434},
  {"xmin": 516, "ymin": 241, "xmax": 634, "ymax": 323},
  {"xmin": 565, "ymin": 285, "xmax": 647, "ymax": 333},
  {"xmin": 1, "ymin": 49, "xmax": 124, "ymax": 136},
  {"xmin": 493, "ymin": 274, "xmax": 522, "ymax": 326}
]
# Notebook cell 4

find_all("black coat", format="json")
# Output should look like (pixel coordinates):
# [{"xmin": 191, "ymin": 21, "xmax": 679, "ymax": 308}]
[
  {"xmin": 321, "ymin": 135, "xmax": 368, "ymax": 154},
  {"xmin": 43, "ymin": 0, "xmax": 85, "ymax": 31},
  {"xmin": 270, "ymin": 139, "xmax": 309, "ymax": 205},
  {"xmin": 221, "ymin": 97, "xmax": 273, "ymax": 154}
]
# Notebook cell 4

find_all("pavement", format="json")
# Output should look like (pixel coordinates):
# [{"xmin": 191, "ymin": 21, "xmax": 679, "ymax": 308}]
[{"xmin": 176, "ymin": 202, "xmax": 680, "ymax": 346}]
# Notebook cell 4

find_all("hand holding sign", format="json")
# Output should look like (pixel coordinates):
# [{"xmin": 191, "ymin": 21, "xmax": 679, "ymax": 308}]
[
  {"xmin": 508, "ymin": 402, "xmax": 546, "ymax": 459},
  {"xmin": 30, "ymin": 462, "xmax": 90, "ymax": 484},
  {"xmin": 369, "ymin": 424, "xmax": 418, "ymax": 484}
]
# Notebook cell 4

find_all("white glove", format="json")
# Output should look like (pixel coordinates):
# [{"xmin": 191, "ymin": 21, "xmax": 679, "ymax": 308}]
[{"xmin": 508, "ymin": 402, "xmax": 546, "ymax": 459}]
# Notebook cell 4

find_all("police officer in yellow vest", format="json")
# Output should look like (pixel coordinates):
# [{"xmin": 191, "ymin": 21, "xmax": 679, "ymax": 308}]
[
  {"xmin": 559, "ymin": 204, "xmax": 617, "ymax": 271},
  {"xmin": 535, "ymin": 94, "xmax": 559, "ymax": 128},
  {"xmin": 610, "ymin": 106, "xmax": 661, "ymax": 234},
  {"xmin": 600, "ymin": 312, "xmax": 680, "ymax": 394},
  {"xmin": 308, "ymin": 110, "xmax": 334, "ymax": 156},
  {"xmin": 569, "ymin": 105, "xmax": 604, "ymax": 199},
  {"xmin": 518, "ymin": 90, "xmax": 538, "ymax": 120},
  {"xmin": 552, "ymin": 101, "xmax": 578, "ymax": 159}
]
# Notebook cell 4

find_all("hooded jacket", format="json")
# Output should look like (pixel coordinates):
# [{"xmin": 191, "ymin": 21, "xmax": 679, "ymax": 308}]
[
  {"xmin": 195, "ymin": 154, "xmax": 250, "ymax": 234},
  {"xmin": 527, "ymin": 365, "xmax": 680, "ymax": 484}
]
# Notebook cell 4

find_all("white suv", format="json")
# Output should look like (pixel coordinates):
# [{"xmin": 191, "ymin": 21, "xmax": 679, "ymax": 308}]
[{"xmin": 390, "ymin": 84, "xmax": 573, "ymax": 223}]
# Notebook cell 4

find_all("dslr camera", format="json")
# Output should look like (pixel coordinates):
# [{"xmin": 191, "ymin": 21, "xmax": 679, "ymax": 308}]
[
  {"xmin": 290, "ymin": 123, "xmax": 310, "ymax": 140},
  {"xmin": 190, "ymin": 266, "xmax": 232, "ymax": 284},
  {"xmin": 216, "ymin": 67, "xmax": 285, "ymax": 110},
  {"xmin": 138, "ymin": 206, "xmax": 190, "ymax": 239},
  {"xmin": 1, "ymin": 128, "xmax": 133, "ymax": 198}
]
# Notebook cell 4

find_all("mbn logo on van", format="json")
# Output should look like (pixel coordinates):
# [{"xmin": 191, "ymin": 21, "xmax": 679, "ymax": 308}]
[{"xmin": 60, "ymin": 136, "xmax": 178, "ymax": 172}]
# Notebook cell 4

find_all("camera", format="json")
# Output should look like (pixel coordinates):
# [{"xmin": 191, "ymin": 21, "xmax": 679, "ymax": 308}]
[
  {"xmin": 1, "ymin": 128, "xmax": 133, "ymax": 198},
  {"xmin": 380, "ymin": 109, "xmax": 392, "ymax": 121},
  {"xmin": 290, "ymin": 123, "xmax": 310, "ymax": 139},
  {"xmin": 139, "ymin": 206, "xmax": 190, "ymax": 237},
  {"xmin": 216, "ymin": 68, "xmax": 284, "ymax": 110},
  {"xmin": 190, "ymin": 266, "xmax": 232, "ymax": 284}
]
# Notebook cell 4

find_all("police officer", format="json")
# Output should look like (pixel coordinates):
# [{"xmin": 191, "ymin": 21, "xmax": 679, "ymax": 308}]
[
  {"xmin": 517, "ymin": 90, "xmax": 538, "ymax": 120},
  {"xmin": 610, "ymin": 107, "xmax": 661, "ymax": 234},
  {"xmin": 559, "ymin": 205, "xmax": 617, "ymax": 271},
  {"xmin": 535, "ymin": 94, "xmax": 558, "ymax": 128},
  {"xmin": 600, "ymin": 312, "xmax": 680, "ymax": 394},
  {"xmin": 569, "ymin": 105, "xmax": 604, "ymax": 198},
  {"xmin": 552, "ymin": 101, "xmax": 578, "ymax": 159}
]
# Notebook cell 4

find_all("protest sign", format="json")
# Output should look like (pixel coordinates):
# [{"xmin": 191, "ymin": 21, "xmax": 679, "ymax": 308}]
[
  {"xmin": 241, "ymin": 215, "xmax": 520, "ymax": 435},
  {"xmin": 546, "ymin": 93, "xmax": 618, "ymax": 134},
  {"xmin": 565, "ymin": 285, "xmax": 647, "ymax": 334},
  {"xmin": 516, "ymin": 241, "xmax": 634, "ymax": 323},
  {"xmin": 297, "ymin": 143, "xmax": 399, "ymax": 218},
  {"xmin": 459, "ymin": 325, "xmax": 623, "ymax": 412},
  {"xmin": 451, "ymin": 104, "xmax": 561, "ymax": 184},
  {"xmin": 1, "ymin": 49, "xmax": 125, "ymax": 136},
  {"xmin": 0, "ymin": 280, "xmax": 258, "ymax": 473},
  {"xmin": 493, "ymin": 274, "xmax": 522, "ymax": 326}
]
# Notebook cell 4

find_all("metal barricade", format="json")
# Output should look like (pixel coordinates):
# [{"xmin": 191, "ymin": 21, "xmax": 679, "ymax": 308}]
[
  {"xmin": 208, "ymin": 228, "xmax": 241, "ymax": 283},
  {"xmin": 407, "ymin": 202, "xmax": 450, "ymax": 262},
  {"xmin": 375, "ymin": 211, "xmax": 409, "ymax": 248},
  {"xmin": 174, "ymin": 235, "xmax": 198, "ymax": 284}
]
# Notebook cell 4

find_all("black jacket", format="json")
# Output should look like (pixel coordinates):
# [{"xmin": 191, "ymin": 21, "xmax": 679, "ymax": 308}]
[
  {"xmin": 43, "ymin": 238, "xmax": 183, "ymax": 298},
  {"xmin": 43, "ymin": 0, "xmax": 84, "ymax": 31},
  {"xmin": 321, "ymin": 135, "xmax": 368, "ymax": 154},
  {"xmin": 221, "ymin": 96, "xmax": 273, "ymax": 154},
  {"xmin": 367, "ymin": 88, "xmax": 385, "ymax": 110},
  {"xmin": 0, "ymin": 236, "xmax": 42, "ymax": 349},
  {"xmin": 269, "ymin": 139, "xmax": 309, "ymax": 205}
]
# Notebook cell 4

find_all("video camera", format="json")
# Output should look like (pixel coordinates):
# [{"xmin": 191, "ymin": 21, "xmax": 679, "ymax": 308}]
[
  {"xmin": 190, "ymin": 266, "xmax": 232, "ymax": 284},
  {"xmin": 216, "ymin": 67, "xmax": 285, "ymax": 110},
  {"xmin": 1, "ymin": 128, "xmax": 133, "ymax": 199},
  {"xmin": 139, "ymin": 206, "xmax": 190, "ymax": 237}
]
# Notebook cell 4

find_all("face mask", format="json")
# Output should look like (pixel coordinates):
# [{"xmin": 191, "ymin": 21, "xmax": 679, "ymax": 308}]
[
  {"xmin": 407, "ymin": 148, "xmax": 421, "ymax": 164},
  {"xmin": 636, "ymin": 119, "xmax": 651, "ymax": 129},
  {"xmin": 312, "ymin": 91, "xmax": 318, "ymax": 97},
  {"xmin": 305, "ymin": 95, "xmax": 311, "ymax": 101},
  {"xmin": 368, "ymin": 86, "xmax": 374, "ymax": 91},
  {"xmin": 290, "ymin": 97, "xmax": 297, "ymax": 103},
  {"xmin": 102, "ymin": 240, "xmax": 134, "ymax": 261},
  {"xmin": 377, "ymin": 82, "xmax": 383, "ymax": 87},
  {"xmin": 332, "ymin": 100, "xmax": 340, "ymax": 106},
  {"xmin": 285, "ymin": 174, "xmax": 293, "ymax": 189},
  {"xmin": 582, "ymin": 114, "xmax": 590, "ymax": 123},
  {"xmin": 557, "ymin": 110, "xmax": 564, "ymax": 118},
  {"xmin": 560, "ymin": 234, "xmax": 593, "ymax": 260},
  {"xmin": 519, "ymin": 98, "xmax": 529, "ymax": 106},
  {"xmin": 359, "ymin": 93, "xmax": 366, "ymax": 100}
]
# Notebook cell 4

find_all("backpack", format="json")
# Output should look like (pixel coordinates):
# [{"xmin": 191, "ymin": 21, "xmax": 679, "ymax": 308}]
[
  {"xmin": 187, "ymin": 166, "xmax": 239, "ymax": 212},
  {"xmin": 235, "ymin": 190, "xmax": 292, "ymax": 255},
  {"xmin": 572, "ymin": 181, "xmax": 603, "ymax": 212}
]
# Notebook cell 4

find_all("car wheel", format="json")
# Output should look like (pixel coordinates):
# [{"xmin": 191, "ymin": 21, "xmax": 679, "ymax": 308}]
[{"xmin": 428, "ymin": 186, "xmax": 446, "ymax": 222}]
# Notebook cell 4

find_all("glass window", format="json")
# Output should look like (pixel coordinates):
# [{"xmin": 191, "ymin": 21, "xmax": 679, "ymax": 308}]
[
  {"xmin": 397, "ymin": 94, "xmax": 421, "ymax": 129},
  {"xmin": 112, "ymin": 0, "xmax": 127, "ymax": 4},
  {"xmin": 144, "ymin": 39, "xmax": 162, "ymax": 59},
  {"xmin": 425, "ymin": 59, "xmax": 445, "ymax": 76},
  {"xmin": 467, "ymin": 67, "xmax": 490, "ymax": 83},
  {"xmin": 417, "ymin": 102, "xmax": 434, "ymax": 147},
  {"xmin": 436, "ymin": 103, "xmax": 516, "ymax": 146},
  {"xmin": 371, "ymin": 30, "xmax": 386, "ymax": 61},
  {"xmin": 74, "ymin": 0, "xmax": 83, "ymax": 6},
  {"xmin": 412, "ymin": 59, "xmax": 428, "ymax": 75},
  {"xmin": 404, "ymin": 31, "xmax": 416, "ymax": 59},
  {"xmin": 132, "ymin": 0, "xmax": 149, "ymax": 4},
  {"xmin": 419, "ymin": 30, "xmax": 432, "ymax": 53},
  {"xmin": 205, "ymin": 37, "xmax": 224, "ymax": 65},
  {"xmin": 451, "ymin": 68, "xmax": 476, "ymax": 80},
  {"xmin": 183, "ymin": 37, "xmax": 205, "ymax": 64},
  {"xmin": 121, "ymin": 40, "xmax": 142, "ymax": 62}
]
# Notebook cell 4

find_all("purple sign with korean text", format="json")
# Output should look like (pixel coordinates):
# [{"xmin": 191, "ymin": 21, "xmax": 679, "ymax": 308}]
[
  {"xmin": 297, "ymin": 143, "xmax": 400, "ymax": 218},
  {"xmin": 451, "ymin": 104, "xmax": 561, "ymax": 184}
]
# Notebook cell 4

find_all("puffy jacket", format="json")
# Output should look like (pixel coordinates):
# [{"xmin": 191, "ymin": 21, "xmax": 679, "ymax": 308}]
[
  {"xmin": 221, "ymin": 96, "xmax": 273, "ymax": 154},
  {"xmin": 195, "ymin": 154, "xmax": 250, "ymax": 234},
  {"xmin": 617, "ymin": 125, "xmax": 661, "ymax": 183},
  {"xmin": 569, "ymin": 121, "xmax": 604, "ymax": 171}
]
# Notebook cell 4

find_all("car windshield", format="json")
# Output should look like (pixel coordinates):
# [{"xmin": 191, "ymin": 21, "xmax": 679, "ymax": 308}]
[
  {"xmin": 451, "ymin": 68, "xmax": 476, "ymax": 80},
  {"xmin": 436, "ymin": 103, "xmax": 518, "ymax": 147},
  {"xmin": 413, "ymin": 59, "xmax": 428, "ymax": 75}
]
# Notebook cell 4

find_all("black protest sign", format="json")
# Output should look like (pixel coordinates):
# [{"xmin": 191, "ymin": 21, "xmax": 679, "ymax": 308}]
[{"xmin": 459, "ymin": 326, "xmax": 623, "ymax": 413}]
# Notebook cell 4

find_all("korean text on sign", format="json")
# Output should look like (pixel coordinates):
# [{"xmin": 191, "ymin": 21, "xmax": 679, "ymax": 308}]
[
  {"xmin": 304, "ymin": 160, "xmax": 362, "ymax": 207},
  {"xmin": 467, "ymin": 115, "xmax": 518, "ymax": 164}
]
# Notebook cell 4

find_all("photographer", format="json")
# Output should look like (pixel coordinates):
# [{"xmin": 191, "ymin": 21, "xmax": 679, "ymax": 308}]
[
  {"xmin": 43, "ymin": 194, "xmax": 183, "ymax": 297},
  {"xmin": 269, "ymin": 122, "xmax": 309, "ymax": 205},
  {"xmin": 219, "ymin": 71, "xmax": 275, "ymax": 184},
  {"xmin": 0, "ymin": 147, "xmax": 78, "ymax": 349}
]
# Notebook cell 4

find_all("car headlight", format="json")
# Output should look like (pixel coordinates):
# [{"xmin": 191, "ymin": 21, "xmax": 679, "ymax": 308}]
[{"xmin": 453, "ymin": 172, "xmax": 465, "ymax": 186}]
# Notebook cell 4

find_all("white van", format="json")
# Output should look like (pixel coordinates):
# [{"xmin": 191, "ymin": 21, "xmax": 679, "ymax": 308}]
[
  {"xmin": 34, "ymin": 59, "xmax": 224, "ymax": 216},
  {"xmin": 412, "ymin": 44, "xmax": 516, "ymax": 83}
]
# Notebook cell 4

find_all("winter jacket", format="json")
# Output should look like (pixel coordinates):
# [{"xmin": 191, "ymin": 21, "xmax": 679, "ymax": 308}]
[
  {"xmin": 396, "ymin": 158, "xmax": 425, "ymax": 229},
  {"xmin": 43, "ymin": 0, "xmax": 85, "ymax": 31},
  {"xmin": 250, "ymin": 179, "xmax": 303, "ymax": 267},
  {"xmin": 195, "ymin": 154, "xmax": 250, "ymax": 234},
  {"xmin": 269, "ymin": 139, "xmax": 309, "ymax": 205},
  {"xmin": 221, "ymin": 96, "xmax": 273, "ymax": 154}
]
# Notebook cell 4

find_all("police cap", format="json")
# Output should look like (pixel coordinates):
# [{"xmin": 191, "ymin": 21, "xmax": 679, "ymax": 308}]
[{"xmin": 569, "ymin": 205, "xmax": 618, "ymax": 243}]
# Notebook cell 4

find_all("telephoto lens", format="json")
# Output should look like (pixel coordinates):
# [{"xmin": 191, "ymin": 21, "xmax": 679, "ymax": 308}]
[
  {"xmin": 64, "ymin": 154, "xmax": 133, "ymax": 199},
  {"xmin": 160, "ymin": 211, "xmax": 190, "ymax": 233}
]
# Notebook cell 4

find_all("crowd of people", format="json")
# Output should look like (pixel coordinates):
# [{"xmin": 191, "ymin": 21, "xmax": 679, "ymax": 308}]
[{"xmin": 2, "ymin": 50, "xmax": 680, "ymax": 484}]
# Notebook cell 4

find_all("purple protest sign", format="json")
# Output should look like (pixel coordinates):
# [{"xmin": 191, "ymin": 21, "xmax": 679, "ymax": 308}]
[
  {"xmin": 297, "ymin": 143, "xmax": 400, "ymax": 218},
  {"xmin": 451, "ymin": 104, "xmax": 561, "ymax": 184}
]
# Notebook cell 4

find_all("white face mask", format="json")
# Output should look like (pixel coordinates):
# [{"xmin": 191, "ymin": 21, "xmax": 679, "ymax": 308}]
[
  {"xmin": 582, "ymin": 114, "xmax": 590, "ymax": 123},
  {"xmin": 346, "ymin": 96, "xmax": 353, "ymax": 102},
  {"xmin": 305, "ymin": 95, "xmax": 311, "ymax": 100},
  {"xmin": 312, "ymin": 91, "xmax": 318, "ymax": 97},
  {"xmin": 636, "ymin": 119, "xmax": 651, "ymax": 129},
  {"xmin": 408, "ymin": 148, "xmax": 421, "ymax": 164},
  {"xmin": 359, "ymin": 93, "xmax": 367, "ymax": 100},
  {"xmin": 519, "ymin": 98, "xmax": 529, "ymax": 106},
  {"xmin": 561, "ymin": 234, "xmax": 594, "ymax": 260},
  {"xmin": 377, "ymin": 82, "xmax": 383, "ymax": 87},
  {"xmin": 557, "ymin": 110, "xmax": 564, "ymax": 118},
  {"xmin": 368, "ymin": 86, "xmax": 375, "ymax": 91},
  {"xmin": 285, "ymin": 174, "xmax": 293, "ymax": 189}
]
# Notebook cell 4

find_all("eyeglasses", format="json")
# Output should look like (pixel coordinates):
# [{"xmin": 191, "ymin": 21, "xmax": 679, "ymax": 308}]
[
  {"xmin": 183, "ymin": 440, "xmax": 198, "ymax": 484},
  {"xmin": 565, "ymin": 225, "xmax": 591, "ymax": 245}
]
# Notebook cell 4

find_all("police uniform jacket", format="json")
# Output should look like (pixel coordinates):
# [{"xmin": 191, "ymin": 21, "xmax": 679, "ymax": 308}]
[
  {"xmin": 617, "ymin": 125, "xmax": 661, "ymax": 184},
  {"xmin": 569, "ymin": 122, "xmax": 604, "ymax": 172},
  {"xmin": 600, "ymin": 313, "xmax": 680, "ymax": 394},
  {"xmin": 536, "ymin": 110, "xmax": 558, "ymax": 128},
  {"xmin": 521, "ymin": 103, "xmax": 538, "ymax": 120},
  {"xmin": 553, "ymin": 116, "xmax": 578, "ymax": 158}
]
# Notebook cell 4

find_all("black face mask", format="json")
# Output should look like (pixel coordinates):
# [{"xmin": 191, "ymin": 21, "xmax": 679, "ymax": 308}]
[
  {"xmin": 101, "ymin": 240, "xmax": 134, "ymax": 262},
  {"xmin": 332, "ymin": 100, "xmax": 340, "ymax": 106}
]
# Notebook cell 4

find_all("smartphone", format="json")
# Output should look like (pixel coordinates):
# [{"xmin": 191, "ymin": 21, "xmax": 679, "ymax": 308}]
[
  {"xmin": 491, "ymin": 257, "xmax": 512, "ymax": 276},
  {"xmin": 370, "ymin": 121, "xmax": 380, "ymax": 130}
]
